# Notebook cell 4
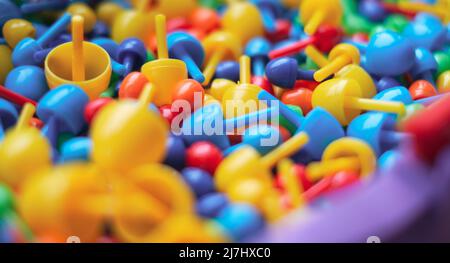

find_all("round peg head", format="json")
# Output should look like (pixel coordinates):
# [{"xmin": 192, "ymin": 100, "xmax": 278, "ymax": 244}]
[
  {"xmin": 300, "ymin": 0, "xmax": 343, "ymax": 35},
  {"xmin": 91, "ymin": 37, "xmax": 119, "ymax": 60},
  {"xmin": 313, "ymin": 25, "xmax": 344, "ymax": 53},
  {"xmin": 328, "ymin": 43, "xmax": 360, "ymax": 65},
  {"xmin": 207, "ymin": 78, "xmax": 237, "ymax": 102},
  {"xmin": 335, "ymin": 64, "xmax": 376, "ymax": 98},
  {"xmin": 322, "ymin": 137, "xmax": 377, "ymax": 177},
  {"xmin": 19, "ymin": 163, "xmax": 107, "ymax": 242},
  {"xmin": 0, "ymin": 126, "xmax": 51, "ymax": 190},
  {"xmin": 348, "ymin": 112, "xmax": 397, "ymax": 156},
  {"xmin": 215, "ymin": 146, "xmax": 272, "ymax": 192},
  {"xmin": 0, "ymin": 45, "xmax": 13, "ymax": 84},
  {"xmin": 365, "ymin": 30, "xmax": 415, "ymax": 77},
  {"xmin": 403, "ymin": 13, "xmax": 447, "ymax": 51},
  {"xmin": 117, "ymin": 38, "xmax": 147, "ymax": 71},
  {"xmin": 295, "ymin": 107, "xmax": 345, "ymax": 161},
  {"xmin": 2, "ymin": 18, "xmax": 36, "ymax": 48},
  {"xmin": 67, "ymin": 2, "xmax": 97, "ymax": 33},
  {"xmin": 245, "ymin": 37, "xmax": 271, "ymax": 58},
  {"xmin": 215, "ymin": 61, "xmax": 240, "ymax": 82},
  {"xmin": 221, "ymin": 2, "xmax": 264, "ymax": 45},
  {"xmin": 168, "ymin": 32, "xmax": 205, "ymax": 69},
  {"xmin": 265, "ymin": 57, "xmax": 298, "ymax": 88},
  {"xmin": 60, "ymin": 136, "xmax": 91, "ymax": 163},
  {"xmin": 91, "ymin": 98, "xmax": 169, "ymax": 174},
  {"xmin": 5, "ymin": 65, "xmax": 49, "ymax": 101},
  {"xmin": 12, "ymin": 38, "xmax": 43, "ymax": 67},
  {"xmin": 411, "ymin": 47, "xmax": 438, "ymax": 77},
  {"xmin": 373, "ymin": 86, "xmax": 413, "ymax": 105},
  {"xmin": 45, "ymin": 41, "xmax": 112, "ymax": 100},
  {"xmin": 111, "ymin": 6, "xmax": 153, "ymax": 45},
  {"xmin": 311, "ymin": 78, "xmax": 362, "ymax": 125},
  {"xmin": 0, "ymin": 98, "xmax": 18, "ymax": 131},
  {"xmin": 202, "ymin": 31, "xmax": 242, "ymax": 61},
  {"xmin": 37, "ymin": 84, "xmax": 89, "ymax": 135}
]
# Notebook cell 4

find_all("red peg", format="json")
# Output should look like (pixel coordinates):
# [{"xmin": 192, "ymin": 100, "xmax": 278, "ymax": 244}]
[
  {"xmin": 167, "ymin": 17, "xmax": 190, "ymax": 33},
  {"xmin": 159, "ymin": 104, "xmax": 179, "ymax": 126},
  {"xmin": 269, "ymin": 25, "xmax": 343, "ymax": 59},
  {"xmin": 84, "ymin": 97, "xmax": 114, "ymax": 124},
  {"xmin": 303, "ymin": 171, "xmax": 359, "ymax": 202},
  {"xmin": 265, "ymin": 19, "xmax": 291, "ymax": 43},
  {"xmin": 403, "ymin": 94, "xmax": 450, "ymax": 163},
  {"xmin": 409, "ymin": 80, "xmax": 437, "ymax": 100},
  {"xmin": 281, "ymin": 87, "xmax": 313, "ymax": 115},
  {"xmin": 251, "ymin": 76, "xmax": 274, "ymax": 95},
  {"xmin": 0, "ymin": 85, "xmax": 37, "ymax": 107},
  {"xmin": 186, "ymin": 141, "xmax": 223, "ymax": 175}
]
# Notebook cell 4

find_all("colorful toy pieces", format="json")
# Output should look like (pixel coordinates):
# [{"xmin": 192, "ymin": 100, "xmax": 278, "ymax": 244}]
[{"xmin": 0, "ymin": 0, "xmax": 449, "ymax": 244}]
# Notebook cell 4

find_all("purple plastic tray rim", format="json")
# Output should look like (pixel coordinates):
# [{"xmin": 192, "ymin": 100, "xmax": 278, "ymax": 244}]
[{"xmin": 248, "ymin": 143, "xmax": 450, "ymax": 243}]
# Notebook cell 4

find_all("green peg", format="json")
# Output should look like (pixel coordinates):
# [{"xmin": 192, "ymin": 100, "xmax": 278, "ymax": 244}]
[
  {"xmin": 434, "ymin": 51, "xmax": 450, "ymax": 77},
  {"xmin": 280, "ymin": 105, "xmax": 303, "ymax": 135}
]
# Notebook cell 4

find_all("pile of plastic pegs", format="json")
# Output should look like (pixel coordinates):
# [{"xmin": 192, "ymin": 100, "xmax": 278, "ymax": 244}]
[{"xmin": 0, "ymin": 0, "xmax": 449, "ymax": 243}]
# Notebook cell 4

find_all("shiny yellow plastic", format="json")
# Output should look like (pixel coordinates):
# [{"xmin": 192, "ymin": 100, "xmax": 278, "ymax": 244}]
[
  {"xmin": 45, "ymin": 41, "xmax": 111, "ymax": 100},
  {"xmin": 141, "ymin": 14, "xmax": 187, "ymax": 106},
  {"xmin": 91, "ymin": 85, "xmax": 168, "ymax": 174},
  {"xmin": 300, "ymin": 0, "xmax": 343, "ymax": 35},
  {"xmin": 2, "ymin": 19, "xmax": 36, "ymax": 48},
  {"xmin": 0, "ymin": 45, "xmax": 13, "ymax": 85},
  {"xmin": 221, "ymin": 1, "xmax": 264, "ymax": 45},
  {"xmin": 306, "ymin": 138, "xmax": 377, "ymax": 180},
  {"xmin": 67, "ymin": 2, "xmax": 97, "ymax": 33},
  {"xmin": 312, "ymin": 78, "xmax": 406, "ymax": 125},
  {"xmin": 306, "ymin": 45, "xmax": 376, "ymax": 98},
  {"xmin": 130, "ymin": 0, "xmax": 197, "ymax": 19},
  {"xmin": 111, "ymin": 0, "xmax": 153, "ymax": 45},
  {"xmin": 278, "ymin": 159, "xmax": 303, "ymax": 208},
  {"xmin": 313, "ymin": 44, "xmax": 360, "ymax": 82},
  {"xmin": 19, "ymin": 163, "xmax": 108, "ymax": 242},
  {"xmin": 207, "ymin": 79, "xmax": 237, "ymax": 101},
  {"xmin": 215, "ymin": 132, "xmax": 309, "ymax": 192},
  {"xmin": 113, "ymin": 164, "xmax": 196, "ymax": 242},
  {"xmin": 398, "ymin": 0, "xmax": 449, "ymax": 23},
  {"xmin": 437, "ymin": 70, "xmax": 450, "ymax": 93},
  {"xmin": 71, "ymin": 16, "xmax": 85, "ymax": 82},
  {"xmin": 0, "ymin": 104, "xmax": 51, "ymax": 190},
  {"xmin": 202, "ymin": 31, "xmax": 242, "ymax": 86},
  {"xmin": 96, "ymin": 2, "xmax": 124, "ymax": 27}
]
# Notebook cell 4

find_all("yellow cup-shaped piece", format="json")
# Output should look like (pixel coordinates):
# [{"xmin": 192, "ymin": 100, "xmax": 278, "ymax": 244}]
[
  {"xmin": 19, "ymin": 163, "xmax": 108, "ymax": 242},
  {"xmin": 0, "ymin": 45, "xmax": 13, "ymax": 84},
  {"xmin": 91, "ymin": 99, "xmax": 168, "ymax": 174},
  {"xmin": 312, "ymin": 78, "xmax": 362, "ymax": 125},
  {"xmin": 221, "ymin": 2, "xmax": 264, "ymax": 45},
  {"xmin": 45, "ymin": 41, "xmax": 112, "ymax": 100},
  {"xmin": 141, "ymin": 59, "xmax": 188, "ymax": 106},
  {"xmin": 300, "ymin": 0, "xmax": 343, "ymax": 35},
  {"xmin": 336, "ymin": 64, "xmax": 377, "ymax": 98},
  {"xmin": 221, "ymin": 83, "xmax": 262, "ymax": 119},
  {"xmin": 322, "ymin": 138, "xmax": 377, "ymax": 177},
  {"xmin": 0, "ymin": 128, "xmax": 51, "ymax": 190}
]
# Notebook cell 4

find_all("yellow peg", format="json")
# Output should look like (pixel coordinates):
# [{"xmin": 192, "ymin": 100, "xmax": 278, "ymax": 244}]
[
  {"xmin": 202, "ymin": 31, "xmax": 241, "ymax": 86},
  {"xmin": 221, "ymin": 55, "xmax": 263, "ymax": 119},
  {"xmin": 313, "ymin": 44, "xmax": 360, "ymax": 82},
  {"xmin": 304, "ymin": 45, "xmax": 328, "ymax": 68},
  {"xmin": 398, "ymin": 1, "xmax": 449, "ymax": 22},
  {"xmin": 312, "ymin": 78, "xmax": 406, "ymax": 125},
  {"xmin": 111, "ymin": 0, "xmax": 153, "ymax": 44},
  {"xmin": 140, "ymin": 14, "xmax": 187, "ymax": 106},
  {"xmin": 221, "ymin": 1, "xmax": 264, "ymax": 44},
  {"xmin": 0, "ymin": 103, "xmax": 51, "ymax": 190},
  {"xmin": 215, "ymin": 131, "xmax": 309, "ymax": 192},
  {"xmin": 71, "ymin": 16, "xmax": 85, "ymax": 82},
  {"xmin": 306, "ymin": 45, "xmax": 376, "ymax": 98},
  {"xmin": 278, "ymin": 159, "xmax": 303, "ymax": 208},
  {"xmin": 300, "ymin": 0, "xmax": 343, "ymax": 35},
  {"xmin": 306, "ymin": 138, "xmax": 376, "ymax": 181}
]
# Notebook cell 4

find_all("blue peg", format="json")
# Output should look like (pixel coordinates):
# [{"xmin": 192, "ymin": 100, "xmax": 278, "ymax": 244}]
[
  {"xmin": 215, "ymin": 61, "xmax": 240, "ymax": 82},
  {"xmin": 0, "ymin": 0, "xmax": 21, "ymax": 29},
  {"xmin": 216, "ymin": 203, "xmax": 265, "ymax": 241},
  {"xmin": 251, "ymin": 0, "xmax": 282, "ymax": 33},
  {"xmin": 117, "ymin": 38, "xmax": 147, "ymax": 75},
  {"xmin": 196, "ymin": 193, "xmax": 229, "ymax": 218},
  {"xmin": 373, "ymin": 86, "xmax": 413, "ymax": 105},
  {"xmin": 168, "ymin": 32, "xmax": 205, "ymax": 83},
  {"xmin": 59, "ymin": 136, "xmax": 92, "ymax": 163},
  {"xmin": 358, "ymin": 0, "xmax": 387, "ymax": 22},
  {"xmin": 12, "ymin": 12, "xmax": 72, "ymax": 66},
  {"xmin": 181, "ymin": 167, "xmax": 215, "ymax": 198},
  {"xmin": 411, "ymin": 47, "xmax": 438, "ymax": 84},
  {"xmin": 348, "ymin": 112, "xmax": 410, "ymax": 156},
  {"xmin": 403, "ymin": 13, "xmax": 447, "ymax": 51},
  {"xmin": 376, "ymin": 77, "xmax": 401, "ymax": 92},
  {"xmin": 0, "ymin": 99, "xmax": 18, "ymax": 141},
  {"xmin": 365, "ymin": 30, "xmax": 416, "ymax": 77},
  {"xmin": 258, "ymin": 89, "xmax": 303, "ymax": 128},
  {"xmin": 5, "ymin": 66, "xmax": 49, "ymax": 102},
  {"xmin": 294, "ymin": 107, "xmax": 345, "ymax": 163},
  {"xmin": 20, "ymin": 0, "xmax": 69, "ymax": 14},
  {"xmin": 245, "ymin": 37, "xmax": 272, "ymax": 77},
  {"xmin": 92, "ymin": 38, "xmax": 126, "ymax": 76},
  {"xmin": 37, "ymin": 84, "xmax": 89, "ymax": 149},
  {"xmin": 265, "ymin": 57, "xmax": 315, "ymax": 89},
  {"xmin": 90, "ymin": 21, "xmax": 110, "ymax": 38},
  {"xmin": 163, "ymin": 134, "xmax": 186, "ymax": 170}
]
